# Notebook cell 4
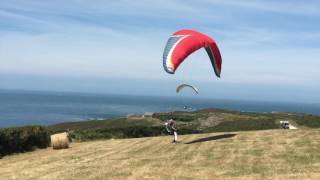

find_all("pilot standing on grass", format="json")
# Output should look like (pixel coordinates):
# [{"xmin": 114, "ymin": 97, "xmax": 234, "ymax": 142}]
[{"xmin": 165, "ymin": 119, "xmax": 178, "ymax": 143}]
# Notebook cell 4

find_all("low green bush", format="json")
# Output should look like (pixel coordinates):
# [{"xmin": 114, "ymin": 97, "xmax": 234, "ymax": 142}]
[
  {"xmin": 70, "ymin": 126, "xmax": 166, "ymax": 141},
  {"xmin": 294, "ymin": 115, "xmax": 320, "ymax": 128},
  {"xmin": 204, "ymin": 119, "xmax": 278, "ymax": 132},
  {"xmin": 70, "ymin": 125, "xmax": 202, "ymax": 141},
  {"xmin": 153, "ymin": 113, "xmax": 197, "ymax": 122},
  {"xmin": 0, "ymin": 126, "xmax": 50, "ymax": 157}
]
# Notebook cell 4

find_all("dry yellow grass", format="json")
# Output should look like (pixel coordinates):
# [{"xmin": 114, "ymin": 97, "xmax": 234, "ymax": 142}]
[{"xmin": 1, "ymin": 129, "xmax": 320, "ymax": 179}]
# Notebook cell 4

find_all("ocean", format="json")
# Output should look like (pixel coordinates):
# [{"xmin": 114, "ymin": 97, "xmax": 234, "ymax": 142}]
[{"xmin": 0, "ymin": 89, "xmax": 319, "ymax": 128}]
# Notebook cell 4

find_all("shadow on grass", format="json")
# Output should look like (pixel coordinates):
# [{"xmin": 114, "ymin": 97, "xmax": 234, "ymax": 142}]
[{"xmin": 185, "ymin": 134, "xmax": 236, "ymax": 144}]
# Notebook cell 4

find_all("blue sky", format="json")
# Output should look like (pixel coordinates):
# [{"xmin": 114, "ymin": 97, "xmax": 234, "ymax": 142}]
[{"xmin": 0, "ymin": 0, "xmax": 319, "ymax": 103}]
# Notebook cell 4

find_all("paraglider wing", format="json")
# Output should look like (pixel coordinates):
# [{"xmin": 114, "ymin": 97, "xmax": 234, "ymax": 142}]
[
  {"xmin": 176, "ymin": 84, "xmax": 199, "ymax": 94},
  {"xmin": 163, "ymin": 29, "xmax": 222, "ymax": 78}
]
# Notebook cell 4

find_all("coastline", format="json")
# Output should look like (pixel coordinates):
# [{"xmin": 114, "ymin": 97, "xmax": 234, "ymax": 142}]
[{"xmin": 1, "ymin": 90, "xmax": 320, "ymax": 128}]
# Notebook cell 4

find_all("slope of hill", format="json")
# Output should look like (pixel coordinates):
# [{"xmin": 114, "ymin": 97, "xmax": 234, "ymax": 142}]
[
  {"xmin": 1, "ymin": 129, "xmax": 320, "ymax": 179},
  {"xmin": 47, "ymin": 109, "xmax": 320, "ymax": 141}
]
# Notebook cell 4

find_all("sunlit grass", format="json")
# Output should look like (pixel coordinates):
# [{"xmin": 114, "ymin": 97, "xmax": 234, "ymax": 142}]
[{"xmin": 1, "ymin": 129, "xmax": 320, "ymax": 179}]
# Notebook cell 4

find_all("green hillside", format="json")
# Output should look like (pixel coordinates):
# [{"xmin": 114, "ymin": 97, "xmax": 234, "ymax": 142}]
[{"xmin": 48, "ymin": 108, "xmax": 320, "ymax": 141}]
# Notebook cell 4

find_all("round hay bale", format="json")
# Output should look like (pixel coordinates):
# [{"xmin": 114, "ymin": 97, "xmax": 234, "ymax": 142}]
[{"xmin": 50, "ymin": 132, "xmax": 69, "ymax": 149}]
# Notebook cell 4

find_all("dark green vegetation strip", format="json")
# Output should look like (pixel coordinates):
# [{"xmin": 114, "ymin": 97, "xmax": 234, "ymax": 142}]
[
  {"xmin": 204, "ymin": 119, "xmax": 278, "ymax": 132},
  {"xmin": 48, "ymin": 118, "xmax": 155, "ymax": 133},
  {"xmin": 70, "ymin": 126, "xmax": 201, "ymax": 141},
  {"xmin": 294, "ymin": 114, "xmax": 320, "ymax": 128},
  {"xmin": 153, "ymin": 112, "xmax": 199, "ymax": 122},
  {"xmin": 0, "ymin": 126, "xmax": 50, "ymax": 158}
]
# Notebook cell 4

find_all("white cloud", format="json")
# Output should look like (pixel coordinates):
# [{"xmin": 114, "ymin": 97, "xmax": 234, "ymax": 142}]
[
  {"xmin": 0, "ymin": 0, "xmax": 319, "ymax": 91},
  {"xmin": 0, "ymin": 28, "xmax": 167, "ymax": 79},
  {"xmin": 199, "ymin": 0, "xmax": 320, "ymax": 16}
]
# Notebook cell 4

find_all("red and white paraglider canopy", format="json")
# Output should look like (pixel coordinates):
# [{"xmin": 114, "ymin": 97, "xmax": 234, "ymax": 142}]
[{"xmin": 163, "ymin": 29, "xmax": 222, "ymax": 78}]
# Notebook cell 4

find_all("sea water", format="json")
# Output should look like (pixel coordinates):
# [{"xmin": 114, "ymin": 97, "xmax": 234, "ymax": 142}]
[{"xmin": 0, "ymin": 89, "xmax": 319, "ymax": 128}]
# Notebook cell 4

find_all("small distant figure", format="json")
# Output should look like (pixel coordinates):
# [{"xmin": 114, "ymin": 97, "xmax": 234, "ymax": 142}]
[
  {"xmin": 280, "ymin": 120, "xmax": 298, "ymax": 130},
  {"xmin": 280, "ymin": 121, "xmax": 290, "ymax": 129},
  {"xmin": 165, "ymin": 119, "xmax": 178, "ymax": 143},
  {"xmin": 183, "ymin": 106, "xmax": 193, "ymax": 111}
]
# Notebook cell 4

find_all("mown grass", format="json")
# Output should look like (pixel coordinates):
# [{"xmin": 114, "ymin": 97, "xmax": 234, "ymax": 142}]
[{"xmin": 1, "ymin": 129, "xmax": 320, "ymax": 179}]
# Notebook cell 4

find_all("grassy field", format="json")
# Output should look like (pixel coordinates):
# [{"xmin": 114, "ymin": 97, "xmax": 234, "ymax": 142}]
[{"xmin": 1, "ymin": 129, "xmax": 320, "ymax": 179}]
